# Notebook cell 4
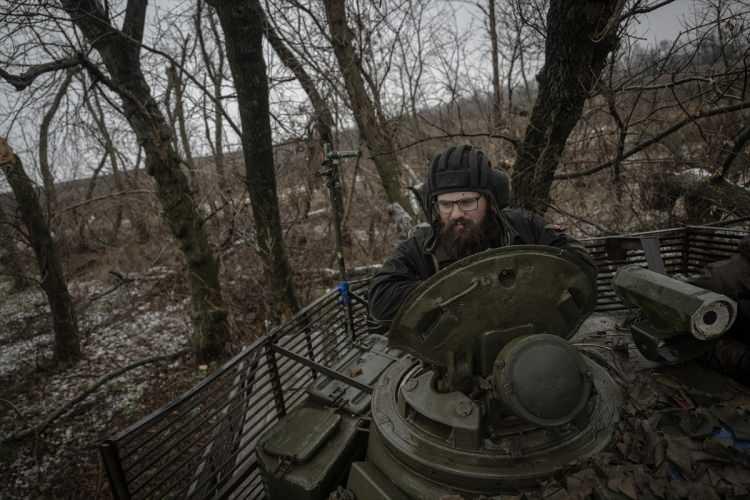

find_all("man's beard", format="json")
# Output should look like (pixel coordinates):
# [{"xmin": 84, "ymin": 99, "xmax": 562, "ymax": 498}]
[{"xmin": 437, "ymin": 213, "xmax": 502, "ymax": 261}]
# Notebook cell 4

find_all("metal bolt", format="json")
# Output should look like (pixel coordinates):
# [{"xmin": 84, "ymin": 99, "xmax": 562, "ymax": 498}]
[{"xmin": 456, "ymin": 401, "xmax": 473, "ymax": 417}]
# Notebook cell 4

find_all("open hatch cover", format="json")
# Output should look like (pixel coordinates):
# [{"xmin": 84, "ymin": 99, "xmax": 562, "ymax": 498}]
[{"xmin": 388, "ymin": 245, "xmax": 597, "ymax": 367}]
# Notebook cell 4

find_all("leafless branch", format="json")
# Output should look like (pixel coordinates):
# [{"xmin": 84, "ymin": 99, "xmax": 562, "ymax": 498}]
[
  {"xmin": 57, "ymin": 189, "xmax": 154, "ymax": 213},
  {"xmin": 621, "ymin": 0, "xmax": 678, "ymax": 19},
  {"xmin": 618, "ymin": 71, "xmax": 746, "ymax": 93},
  {"xmin": 4, "ymin": 349, "xmax": 190, "ymax": 443},
  {"xmin": 556, "ymin": 99, "xmax": 750, "ymax": 180},
  {"xmin": 545, "ymin": 203, "xmax": 612, "ymax": 236},
  {"xmin": 718, "ymin": 123, "xmax": 750, "ymax": 179},
  {"xmin": 0, "ymin": 56, "xmax": 81, "ymax": 91},
  {"xmin": 392, "ymin": 131, "xmax": 520, "ymax": 156}
]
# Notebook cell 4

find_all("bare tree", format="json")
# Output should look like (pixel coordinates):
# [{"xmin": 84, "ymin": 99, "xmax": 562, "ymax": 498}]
[
  {"xmin": 323, "ymin": 0, "xmax": 414, "ymax": 215},
  {"xmin": 395, "ymin": 10, "xmax": 425, "ymax": 118},
  {"xmin": 39, "ymin": 69, "xmax": 77, "ymax": 215},
  {"xmin": 207, "ymin": 0, "xmax": 301, "ymax": 321},
  {"xmin": 54, "ymin": 0, "xmax": 230, "ymax": 361},
  {"xmin": 511, "ymin": 0, "xmax": 626, "ymax": 212},
  {"xmin": 165, "ymin": 40, "xmax": 199, "ymax": 190},
  {"xmin": 0, "ymin": 199, "xmax": 30, "ymax": 291},
  {"xmin": 545, "ymin": 0, "xmax": 750, "ymax": 227},
  {"xmin": 263, "ymin": 6, "xmax": 334, "ymax": 150},
  {"xmin": 488, "ymin": 0, "xmax": 503, "ymax": 133},
  {"xmin": 0, "ymin": 138, "xmax": 80, "ymax": 363},
  {"xmin": 195, "ymin": 3, "xmax": 229, "ymax": 194},
  {"xmin": 81, "ymin": 88, "xmax": 127, "ymax": 243}
]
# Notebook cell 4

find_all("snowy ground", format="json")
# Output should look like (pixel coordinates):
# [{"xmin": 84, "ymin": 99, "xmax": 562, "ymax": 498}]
[{"xmin": 0, "ymin": 271, "xmax": 201, "ymax": 499}]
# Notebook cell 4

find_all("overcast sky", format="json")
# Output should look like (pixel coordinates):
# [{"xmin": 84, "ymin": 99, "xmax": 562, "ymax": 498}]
[
  {"xmin": 0, "ymin": 0, "xmax": 717, "ymax": 187},
  {"xmin": 631, "ymin": 0, "xmax": 696, "ymax": 43}
]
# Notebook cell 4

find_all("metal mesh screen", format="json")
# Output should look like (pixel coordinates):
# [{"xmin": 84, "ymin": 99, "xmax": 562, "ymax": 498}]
[
  {"xmin": 684, "ymin": 226, "xmax": 749, "ymax": 272},
  {"xmin": 585, "ymin": 226, "xmax": 748, "ymax": 311},
  {"xmin": 584, "ymin": 228, "xmax": 688, "ymax": 311},
  {"xmin": 100, "ymin": 282, "xmax": 369, "ymax": 500},
  {"xmin": 101, "ymin": 226, "xmax": 747, "ymax": 499}
]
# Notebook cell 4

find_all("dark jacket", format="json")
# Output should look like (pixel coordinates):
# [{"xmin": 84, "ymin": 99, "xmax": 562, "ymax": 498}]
[
  {"xmin": 368, "ymin": 208, "xmax": 595, "ymax": 331},
  {"xmin": 692, "ymin": 249, "xmax": 750, "ymax": 384}
]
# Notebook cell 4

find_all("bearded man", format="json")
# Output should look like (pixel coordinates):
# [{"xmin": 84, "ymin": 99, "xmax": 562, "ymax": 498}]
[{"xmin": 368, "ymin": 144, "xmax": 595, "ymax": 333}]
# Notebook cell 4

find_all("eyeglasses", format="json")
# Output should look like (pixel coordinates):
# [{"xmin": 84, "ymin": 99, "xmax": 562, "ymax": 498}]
[{"xmin": 435, "ymin": 196, "xmax": 481, "ymax": 213}]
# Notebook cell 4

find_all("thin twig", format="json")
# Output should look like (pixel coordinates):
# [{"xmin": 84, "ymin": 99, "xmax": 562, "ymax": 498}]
[
  {"xmin": 147, "ymin": 243, "xmax": 171, "ymax": 269},
  {"xmin": 75, "ymin": 272, "xmax": 133, "ymax": 319},
  {"xmin": 0, "ymin": 398, "xmax": 41, "ymax": 480},
  {"xmin": 390, "ymin": 131, "xmax": 520, "ymax": 156},
  {"xmin": 545, "ymin": 203, "xmax": 612, "ymax": 235},
  {"xmin": 0, "ymin": 398, "xmax": 25, "ymax": 420},
  {"xmin": 4, "ymin": 349, "xmax": 190, "ymax": 443},
  {"xmin": 621, "ymin": 0, "xmax": 678, "ymax": 19},
  {"xmin": 57, "ymin": 189, "xmax": 154, "ymax": 213},
  {"xmin": 555, "ymin": 99, "xmax": 750, "ymax": 180},
  {"xmin": 718, "ymin": 124, "xmax": 750, "ymax": 179}
]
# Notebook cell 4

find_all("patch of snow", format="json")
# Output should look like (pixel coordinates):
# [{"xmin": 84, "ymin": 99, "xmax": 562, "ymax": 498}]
[
  {"xmin": 0, "ymin": 274, "xmax": 192, "ymax": 497},
  {"xmin": 682, "ymin": 167, "xmax": 711, "ymax": 178},
  {"xmin": 387, "ymin": 202, "xmax": 414, "ymax": 239},
  {"xmin": 307, "ymin": 208, "xmax": 328, "ymax": 217}
]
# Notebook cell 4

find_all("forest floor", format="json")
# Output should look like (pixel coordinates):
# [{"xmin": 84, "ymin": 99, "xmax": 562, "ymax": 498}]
[{"xmin": 0, "ymin": 269, "xmax": 218, "ymax": 499}]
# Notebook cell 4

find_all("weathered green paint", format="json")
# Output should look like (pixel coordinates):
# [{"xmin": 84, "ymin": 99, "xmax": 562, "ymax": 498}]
[
  {"xmin": 388, "ymin": 245, "xmax": 597, "ymax": 379},
  {"xmin": 612, "ymin": 265, "xmax": 737, "ymax": 363},
  {"xmin": 613, "ymin": 265, "xmax": 736, "ymax": 339}
]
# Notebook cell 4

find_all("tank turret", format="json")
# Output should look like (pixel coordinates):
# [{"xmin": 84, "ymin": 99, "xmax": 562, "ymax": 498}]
[{"xmin": 349, "ymin": 246, "xmax": 622, "ymax": 498}]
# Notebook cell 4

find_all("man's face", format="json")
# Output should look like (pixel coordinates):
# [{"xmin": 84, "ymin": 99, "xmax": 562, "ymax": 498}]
[
  {"xmin": 436, "ymin": 191, "xmax": 488, "ymax": 232},
  {"xmin": 435, "ymin": 191, "xmax": 495, "ymax": 261}
]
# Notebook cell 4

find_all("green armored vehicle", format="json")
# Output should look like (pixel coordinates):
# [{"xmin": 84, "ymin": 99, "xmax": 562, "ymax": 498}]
[{"xmin": 100, "ymin": 225, "xmax": 750, "ymax": 499}]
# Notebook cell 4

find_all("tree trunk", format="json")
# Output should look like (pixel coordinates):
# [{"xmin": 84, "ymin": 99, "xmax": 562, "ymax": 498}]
[
  {"xmin": 0, "ymin": 201, "xmax": 30, "ymax": 291},
  {"xmin": 126, "ymin": 146, "xmax": 151, "ymax": 243},
  {"xmin": 86, "ymin": 90, "xmax": 128, "ymax": 244},
  {"xmin": 61, "ymin": 0, "xmax": 229, "ymax": 362},
  {"xmin": 511, "ymin": 0, "xmax": 624, "ymax": 213},
  {"xmin": 488, "ymin": 0, "xmax": 503, "ymax": 135},
  {"xmin": 0, "ymin": 138, "xmax": 80, "ymax": 363},
  {"xmin": 74, "ymin": 151, "xmax": 108, "ymax": 251},
  {"xmin": 262, "ymin": 10, "xmax": 334, "ymax": 148},
  {"xmin": 685, "ymin": 177, "xmax": 750, "ymax": 223},
  {"xmin": 323, "ymin": 0, "xmax": 413, "ymax": 215},
  {"xmin": 167, "ymin": 61, "xmax": 199, "ymax": 191},
  {"xmin": 208, "ymin": 0, "xmax": 300, "ymax": 322},
  {"xmin": 39, "ymin": 69, "xmax": 76, "ymax": 215},
  {"xmin": 212, "ymin": 63, "xmax": 227, "ymax": 196},
  {"xmin": 197, "ymin": 4, "xmax": 229, "ymax": 195},
  {"xmin": 654, "ymin": 172, "xmax": 750, "ymax": 224}
]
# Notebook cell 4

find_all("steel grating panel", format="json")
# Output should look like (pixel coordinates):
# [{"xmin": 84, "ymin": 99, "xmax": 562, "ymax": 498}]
[{"xmin": 100, "ymin": 227, "xmax": 748, "ymax": 499}]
